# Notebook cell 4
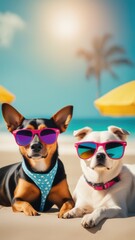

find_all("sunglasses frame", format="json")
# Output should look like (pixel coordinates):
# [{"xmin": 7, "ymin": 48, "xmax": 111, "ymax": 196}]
[
  {"xmin": 75, "ymin": 141, "xmax": 127, "ymax": 160},
  {"xmin": 12, "ymin": 128, "xmax": 60, "ymax": 146}
]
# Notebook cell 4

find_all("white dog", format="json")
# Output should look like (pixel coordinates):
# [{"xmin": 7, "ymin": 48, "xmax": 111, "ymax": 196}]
[{"xmin": 63, "ymin": 126, "xmax": 135, "ymax": 228}]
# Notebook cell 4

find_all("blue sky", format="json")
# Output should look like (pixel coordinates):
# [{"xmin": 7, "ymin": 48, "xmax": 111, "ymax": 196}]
[{"xmin": 0, "ymin": 0, "xmax": 135, "ymax": 119}]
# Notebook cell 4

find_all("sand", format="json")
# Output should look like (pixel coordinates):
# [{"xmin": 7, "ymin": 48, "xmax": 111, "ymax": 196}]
[{"xmin": 0, "ymin": 134, "xmax": 135, "ymax": 240}]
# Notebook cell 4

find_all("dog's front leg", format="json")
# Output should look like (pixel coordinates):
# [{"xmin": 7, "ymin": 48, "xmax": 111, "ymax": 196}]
[
  {"xmin": 12, "ymin": 178, "xmax": 40, "ymax": 216},
  {"xmin": 62, "ymin": 198, "xmax": 92, "ymax": 218},
  {"xmin": 58, "ymin": 199, "xmax": 75, "ymax": 218},
  {"xmin": 49, "ymin": 179, "xmax": 74, "ymax": 218},
  {"xmin": 12, "ymin": 198, "xmax": 39, "ymax": 216},
  {"xmin": 58, "ymin": 179, "xmax": 75, "ymax": 218},
  {"xmin": 81, "ymin": 206, "xmax": 126, "ymax": 228}
]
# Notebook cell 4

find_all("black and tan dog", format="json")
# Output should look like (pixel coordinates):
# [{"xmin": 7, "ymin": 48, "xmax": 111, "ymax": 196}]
[{"xmin": 0, "ymin": 103, "xmax": 74, "ymax": 216}]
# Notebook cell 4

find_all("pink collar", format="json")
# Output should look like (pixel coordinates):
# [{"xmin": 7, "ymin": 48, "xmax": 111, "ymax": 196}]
[{"xmin": 84, "ymin": 175, "xmax": 120, "ymax": 190}]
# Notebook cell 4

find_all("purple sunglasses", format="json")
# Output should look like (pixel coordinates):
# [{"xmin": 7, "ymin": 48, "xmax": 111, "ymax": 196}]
[{"xmin": 12, "ymin": 128, "xmax": 60, "ymax": 146}]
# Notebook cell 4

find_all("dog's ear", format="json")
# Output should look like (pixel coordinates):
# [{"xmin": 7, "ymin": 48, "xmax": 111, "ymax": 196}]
[
  {"xmin": 73, "ymin": 127, "xmax": 93, "ymax": 140},
  {"xmin": 108, "ymin": 125, "xmax": 130, "ymax": 141},
  {"xmin": 2, "ymin": 103, "xmax": 24, "ymax": 132},
  {"xmin": 52, "ymin": 105, "xmax": 73, "ymax": 132}
]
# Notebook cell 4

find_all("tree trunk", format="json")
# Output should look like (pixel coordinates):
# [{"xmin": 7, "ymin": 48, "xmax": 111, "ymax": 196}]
[{"xmin": 96, "ymin": 75, "xmax": 101, "ymax": 98}]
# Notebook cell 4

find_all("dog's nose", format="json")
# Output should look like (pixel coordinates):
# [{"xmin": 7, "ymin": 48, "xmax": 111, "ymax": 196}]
[
  {"xmin": 31, "ymin": 142, "xmax": 43, "ymax": 152},
  {"xmin": 96, "ymin": 153, "xmax": 106, "ymax": 162}
]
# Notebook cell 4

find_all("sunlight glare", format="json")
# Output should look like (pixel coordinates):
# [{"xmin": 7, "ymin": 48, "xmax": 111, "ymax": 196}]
[
  {"xmin": 35, "ymin": 0, "xmax": 115, "ymax": 65},
  {"xmin": 50, "ymin": 10, "xmax": 80, "ymax": 40}
]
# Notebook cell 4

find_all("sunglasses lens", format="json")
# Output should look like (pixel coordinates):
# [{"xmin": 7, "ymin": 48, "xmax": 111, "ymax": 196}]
[
  {"xmin": 40, "ymin": 129, "xmax": 57, "ymax": 144},
  {"xmin": 15, "ymin": 130, "xmax": 32, "ymax": 146},
  {"xmin": 106, "ymin": 142, "xmax": 124, "ymax": 159},
  {"xmin": 76, "ymin": 142, "xmax": 96, "ymax": 160}
]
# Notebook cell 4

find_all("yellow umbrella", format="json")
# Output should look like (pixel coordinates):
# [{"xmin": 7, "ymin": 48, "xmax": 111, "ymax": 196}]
[
  {"xmin": 94, "ymin": 80, "xmax": 135, "ymax": 117},
  {"xmin": 0, "ymin": 85, "xmax": 15, "ymax": 103}
]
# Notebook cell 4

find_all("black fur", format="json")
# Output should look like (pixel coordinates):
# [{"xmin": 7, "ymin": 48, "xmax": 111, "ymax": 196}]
[
  {"xmin": 0, "ymin": 158, "xmax": 66, "ymax": 211},
  {"xmin": 0, "ymin": 118, "xmax": 66, "ymax": 212}
]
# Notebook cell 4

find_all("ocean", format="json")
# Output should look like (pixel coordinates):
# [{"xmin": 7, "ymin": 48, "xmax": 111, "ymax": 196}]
[
  {"xmin": 66, "ymin": 117, "xmax": 135, "ymax": 139},
  {"xmin": 0, "ymin": 117, "xmax": 135, "ymax": 139}
]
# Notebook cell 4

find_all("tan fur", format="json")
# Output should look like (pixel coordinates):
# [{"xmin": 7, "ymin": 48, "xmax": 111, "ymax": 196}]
[
  {"xmin": 19, "ymin": 126, "xmax": 58, "ymax": 172},
  {"xmin": 48, "ymin": 179, "xmax": 74, "ymax": 213},
  {"xmin": 12, "ymin": 178, "xmax": 74, "ymax": 216},
  {"xmin": 1, "ymin": 103, "xmax": 74, "ymax": 216},
  {"xmin": 13, "ymin": 179, "xmax": 40, "ymax": 215}
]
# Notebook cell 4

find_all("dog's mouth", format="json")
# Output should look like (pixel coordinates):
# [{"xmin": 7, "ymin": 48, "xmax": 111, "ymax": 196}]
[
  {"xmin": 93, "ymin": 163, "xmax": 105, "ymax": 169},
  {"xmin": 96, "ymin": 163, "xmax": 105, "ymax": 167},
  {"xmin": 93, "ymin": 163, "xmax": 110, "ymax": 170},
  {"xmin": 27, "ymin": 153, "xmax": 48, "ymax": 160}
]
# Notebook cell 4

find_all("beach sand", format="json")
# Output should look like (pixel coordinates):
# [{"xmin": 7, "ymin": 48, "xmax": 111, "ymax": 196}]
[{"xmin": 0, "ymin": 134, "xmax": 135, "ymax": 240}]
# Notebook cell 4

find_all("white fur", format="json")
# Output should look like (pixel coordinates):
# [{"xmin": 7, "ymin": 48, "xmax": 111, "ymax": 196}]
[{"xmin": 63, "ymin": 126, "xmax": 135, "ymax": 228}]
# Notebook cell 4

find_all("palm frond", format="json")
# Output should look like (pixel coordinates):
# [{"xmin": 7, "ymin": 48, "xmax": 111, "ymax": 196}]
[
  {"xmin": 92, "ymin": 33, "xmax": 112, "ymax": 51},
  {"xmin": 108, "ymin": 69, "xmax": 119, "ymax": 79},
  {"xmin": 100, "ymin": 33, "xmax": 113, "ymax": 48},
  {"xmin": 86, "ymin": 66, "xmax": 95, "ymax": 79},
  {"xmin": 109, "ymin": 58, "xmax": 133, "ymax": 66},
  {"xmin": 77, "ymin": 33, "xmax": 133, "ymax": 97},
  {"xmin": 104, "ymin": 46, "xmax": 126, "ymax": 57},
  {"xmin": 77, "ymin": 49, "xmax": 93, "ymax": 61}
]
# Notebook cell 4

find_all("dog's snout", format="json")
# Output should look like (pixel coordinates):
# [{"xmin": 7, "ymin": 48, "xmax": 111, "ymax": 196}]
[
  {"xmin": 31, "ymin": 142, "xmax": 43, "ymax": 152},
  {"xmin": 96, "ymin": 153, "xmax": 106, "ymax": 162}
]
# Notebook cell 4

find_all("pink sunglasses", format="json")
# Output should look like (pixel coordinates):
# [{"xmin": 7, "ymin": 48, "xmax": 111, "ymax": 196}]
[
  {"xmin": 12, "ymin": 128, "xmax": 60, "ymax": 146},
  {"xmin": 75, "ymin": 141, "xmax": 127, "ymax": 160}
]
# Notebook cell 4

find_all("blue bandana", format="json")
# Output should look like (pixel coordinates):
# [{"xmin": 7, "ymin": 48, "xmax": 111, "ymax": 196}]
[{"xmin": 22, "ymin": 160, "xmax": 58, "ymax": 212}]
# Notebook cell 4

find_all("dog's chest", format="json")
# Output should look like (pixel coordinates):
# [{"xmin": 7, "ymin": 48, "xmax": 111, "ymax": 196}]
[{"xmin": 75, "ymin": 176, "xmax": 107, "ymax": 209}]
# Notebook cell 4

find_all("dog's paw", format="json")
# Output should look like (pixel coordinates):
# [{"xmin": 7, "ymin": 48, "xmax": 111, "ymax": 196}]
[
  {"xmin": 58, "ymin": 201, "xmax": 74, "ymax": 218},
  {"xmin": 62, "ymin": 209, "xmax": 74, "ymax": 219},
  {"xmin": 81, "ymin": 211, "xmax": 101, "ymax": 228},
  {"xmin": 24, "ymin": 204, "xmax": 40, "ymax": 216},
  {"xmin": 13, "ymin": 202, "xmax": 40, "ymax": 216},
  {"xmin": 62, "ymin": 207, "xmax": 85, "ymax": 219},
  {"xmin": 81, "ymin": 214, "xmax": 95, "ymax": 228},
  {"xmin": 81, "ymin": 207, "xmax": 107, "ymax": 228}
]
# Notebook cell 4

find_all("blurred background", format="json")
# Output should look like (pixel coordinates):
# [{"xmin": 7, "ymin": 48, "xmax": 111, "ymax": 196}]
[{"xmin": 0, "ymin": 0, "xmax": 135, "ymax": 136}]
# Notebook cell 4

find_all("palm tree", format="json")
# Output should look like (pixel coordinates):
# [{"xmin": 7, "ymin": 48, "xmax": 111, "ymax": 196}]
[{"xmin": 77, "ymin": 34, "xmax": 133, "ymax": 98}]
